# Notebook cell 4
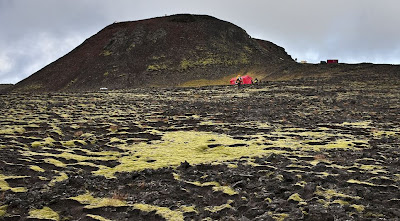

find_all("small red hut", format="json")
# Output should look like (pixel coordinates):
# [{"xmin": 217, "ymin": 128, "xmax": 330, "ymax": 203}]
[{"xmin": 327, "ymin": 59, "xmax": 339, "ymax": 64}]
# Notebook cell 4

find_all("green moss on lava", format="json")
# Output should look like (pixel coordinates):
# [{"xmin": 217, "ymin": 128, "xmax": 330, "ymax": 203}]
[
  {"xmin": 72, "ymin": 192, "xmax": 188, "ymax": 221},
  {"xmin": 288, "ymin": 193, "xmax": 304, "ymax": 203},
  {"xmin": 70, "ymin": 192, "xmax": 127, "ymax": 209},
  {"xmin": 49, "ymin": 172, "xmax": 68, "ymax": 186},
  {"xmin": 28, "ymin": 207, "xmax": 59, "ymax": 220},
  {"xmin": 0, "ymin": 126, "xmax": 25, "ymax": 135},
  {"xmin": 0, "ymin": 205, "xmax": 7, "ymax": 217},
  {"xmin": 0, "ymin": 174, "xmax": 28, "ymax": 192},
  {"xmin": 44, "ymin": 158, "xmax": 67, "ymax": 168},
  {"xmin": 30, "ymin": 165, "xmax": 45, "ymax": 172},
  {"xmin": 101, "ymin": 50, "xmax": 112, "ymax": 56},
  {"xmin": 179, "ymin": 205, "xmax": 198, "ymax": 214},
  {"xmin": 19, "ymin": 84, "xmax": 43, "ymax": 91},
  {"xmin": 269, "ymin": 212, "xmax": 289, "ymax": 221},
  {"xmin": 127, "ymin": 43, "xmax": 136, "ymax": 51},
  {"xmin": 147, "ymin": 64, "xmax": 168, "ymax": 71},
  {"xmin": 87, "ymin": 214, "xmax": 112, "ymax": 221},
  {"xmin": 347, "ymin": 179, "xmax": 376, "ymax": 186},
  {"xmin": 93, "ymin": 130, "xmax": 284, "ymax": 178},
  {"xmin": 179, "ymin": 53, "xmax": 250, "ymax": 70},
  {"xmin": 31, "ymin": 137, "xmax": 56, "ymax": 148},
  {"xmin": 315, "ymin": 186, "xmax": 361, "ymax": 200},
  {"xmin": 204, "ymin": 200, "xmax": 234, "ymax": 213},
  {"xmin": 186, "ymin": 180, "xmax": 238, "ymax": 195},
  {"xmin": 60, "ymin": 140, "xmax": 87, "ymax": 147},
  {"xmin": 133, "ymin": 204, "xmax": 184, "ymax": 221},
  {"xmin": 351, "ymin": 204, "xmax": 365, "ymax": 213},
  {"xmin": 24, "ymin": 150, "xmax": 119, "ymax": 164}
]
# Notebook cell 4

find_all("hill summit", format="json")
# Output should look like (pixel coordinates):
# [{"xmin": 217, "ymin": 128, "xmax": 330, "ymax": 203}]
[{"xmin": 12, "ymin": 14, "xmax": 294, "ymax": 92}]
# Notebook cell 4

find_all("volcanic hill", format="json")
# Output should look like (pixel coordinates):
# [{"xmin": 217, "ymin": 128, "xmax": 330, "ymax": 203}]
[
  {"xmin": 11, "ymin": 14, "xmax": 295, "ymax": 92},
  {"xmin": 0, "ymin": 84, "xmax": 13, "ymax": 93}
]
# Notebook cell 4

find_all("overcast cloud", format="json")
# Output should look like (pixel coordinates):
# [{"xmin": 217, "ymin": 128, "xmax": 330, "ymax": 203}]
[{"xmin": 1, "ymin": 0, "xmax": 400, "ymax": 84}]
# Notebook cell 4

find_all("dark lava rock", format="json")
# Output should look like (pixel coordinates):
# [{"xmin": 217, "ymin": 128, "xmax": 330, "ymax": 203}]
[
  {"xmin": 304, "ymin": 211, "xmax": 335, "ymax": 221},
  {"xmin": 312, "ymin": 162, "xmax": 328, "ymax": 172},
  {"xmin": 177, "ymin": 160, "xmax": 191, "ymax": 170},
  {"xmin": 302, "ymin": 183, "xmax": 316, "ymax": 200}
]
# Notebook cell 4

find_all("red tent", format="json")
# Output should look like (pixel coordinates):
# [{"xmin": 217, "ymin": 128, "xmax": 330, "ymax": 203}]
[{"xmin": 230, "ymin": 75, "xmax": 253, "ymax": 85}]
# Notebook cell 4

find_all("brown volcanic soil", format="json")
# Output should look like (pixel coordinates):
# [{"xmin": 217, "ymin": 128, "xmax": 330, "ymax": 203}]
[{"xmin": 1, "ymin": 70, "xmax": 400, "ymax": 220}]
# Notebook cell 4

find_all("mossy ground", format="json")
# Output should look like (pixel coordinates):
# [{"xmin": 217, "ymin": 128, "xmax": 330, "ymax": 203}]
[{"xmin": 0, "ymin": 70, "xmax": 399, "ymax": 220}]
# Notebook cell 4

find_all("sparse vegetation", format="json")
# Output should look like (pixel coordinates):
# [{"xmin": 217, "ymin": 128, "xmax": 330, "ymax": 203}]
[
  {"xmin": 0, "ymin": 46, "xmax": 399, "ymax": 220},
  {"xmin": 147, "ymin": 64, "xmax": 168, "ymax": 71},
  {"xmin": 28, "ymin": 207, "xmax": 59, "ymax": 221},
  {"xmin": 101, "ymin": 50, "xmax": 112, "ymax": 56}
]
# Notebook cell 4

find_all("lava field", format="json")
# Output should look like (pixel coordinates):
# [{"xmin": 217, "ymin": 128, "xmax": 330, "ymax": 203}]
[{"xmin": 0, "ymin": 71, "xmax": 399, "ymax": 220}]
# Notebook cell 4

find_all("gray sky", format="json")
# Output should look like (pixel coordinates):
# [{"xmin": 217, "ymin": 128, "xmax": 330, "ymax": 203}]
[{"xmin": 1, "ymin": 0, "xmax": 400, "ymax": 84}]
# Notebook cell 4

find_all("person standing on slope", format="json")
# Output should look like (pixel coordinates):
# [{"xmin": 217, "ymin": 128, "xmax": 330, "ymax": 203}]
[{"xmin": 235, "ymin": 75, "xmax": 243, "ymax": 89}]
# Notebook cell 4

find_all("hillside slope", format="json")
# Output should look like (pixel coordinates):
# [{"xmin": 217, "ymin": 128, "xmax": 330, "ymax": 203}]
[
  {"xmin": 11, "ymin": 14, "xmax": 294, "ymax": 92},
  {"xmin": 0, "ymin": 84, "xmax": 13, "ymax": 93}
]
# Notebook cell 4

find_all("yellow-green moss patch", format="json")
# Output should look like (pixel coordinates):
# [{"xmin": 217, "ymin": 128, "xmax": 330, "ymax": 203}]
[
  {"xmin": 49, "ymin": 172, "xmax": 68, "ymax": 186},
  {"xmin": 61, "ymin": 140, "xmax": 87, "ymax": 147},
  {"xmin": 44, "ymin": 158, "xmax": 67, "ymax": 168},
  {"xmin": 295, "ymin": 181, "xmax": 307, "ymax": 188},
  {"xmin": 87, "ymin": 214, "xmax": 112, "ymax": 221},
  {"xmin": 0, "ymin": 174, "xmax": 28, "ymax": 192},
  {"xmin": 49, "ymin": 123, "xmax": 63, "ymax": 136},
  {"xmin": 365, "ymin": 212, "xmax": 385, "ymax": 218},
  {"xmin": 174, "ymin": 173, "xmax": 238, "ymax": 196},
  {"xmin": 288, "ymin": 193, "xmax": 307, "ymax": 206},
  {"xmin": 347, "ymin": 179, "xmax": 376, "ymax": 186},
  {"xmin": 315, "ymin": 186, "xmax": 361, "ymax": 200},
  {"xmin": 179, "ymin": 205, "xmax": 198, "ymax": 214},
  {"xmin": 332, "ymin": 200, "xmax": 350, "ymax": 206},
  {"xmin": 30, "ymin": 165, "xmax": 45, "ymax": 172},
  {"xmin": 227, "ymin": 163, "xmax": 238, "ymax": 168},
  {"xmin": 147, "ymin": 64, "xmax": 168, "ymax": 71},
  {"xmin": 0, "ymin": 205, "xmax": 7, "ymax": 217},
  {"xmin": 70, "ymin": 192, "xmax": 127, "ymax": 209},
  {"xmin": 266, "ymin": 128, "xmax": 369, "ymax": 152},
  {"xmin": 28, "ymin": 207, "xmax": 59, "ymax": 221},
  {"xmin": 288, "ymin": 193, "xmax": 303, "ymax": 202},
  {"xmin": 93, "ymin": 130, "xmax": 287, "ymax": 178},
  {"xmin": 268, "ymin": 212, "xmax": 289, "ymax": 221},
  {"xmin": 24, "ymin": 151, "xmax": 119, "ymax": 165},
  {"xmin": 372, "ymin": 130, "xmax": 398, "ymax": 138},
  {"xmin": 204, "ymin": 200, "xmax": 234, "ymax": 213},
  {"xmin": 212, "ymin": 185, "xmax": 238, "ymax": 195},
  {"xmin": 31, "ymin": 137, "xmax": 56, "ymax": 148},
  {"xmin": 133, "ymin": 203, "xmax": 184, "ymax": 221},
  {"xmin": 341, "ymin": 121, "xmax": 371, "ymax": 128},
  {"xmin": 0, "ymin": 126, "xmax": 25, "ymax": 135},
  {"xmin": 173, "ymin": 172, "xmax": 181, "ymax": 180},
  {"xmin": 101, "ymin": 50, "xmax": 112, "ymax": 56},
  {"xmin": 351, "ymin": 204, "xmax": 365, "ymax": 213}
]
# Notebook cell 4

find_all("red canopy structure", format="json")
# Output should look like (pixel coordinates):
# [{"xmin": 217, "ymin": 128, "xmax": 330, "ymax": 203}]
[
  {"xmin": 230, "ymin": 75, "xmax": 253, "ymax": 85},
  {"xmin": 327, "ymin": 59, "xmax": 339, "ymax": 64}
]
